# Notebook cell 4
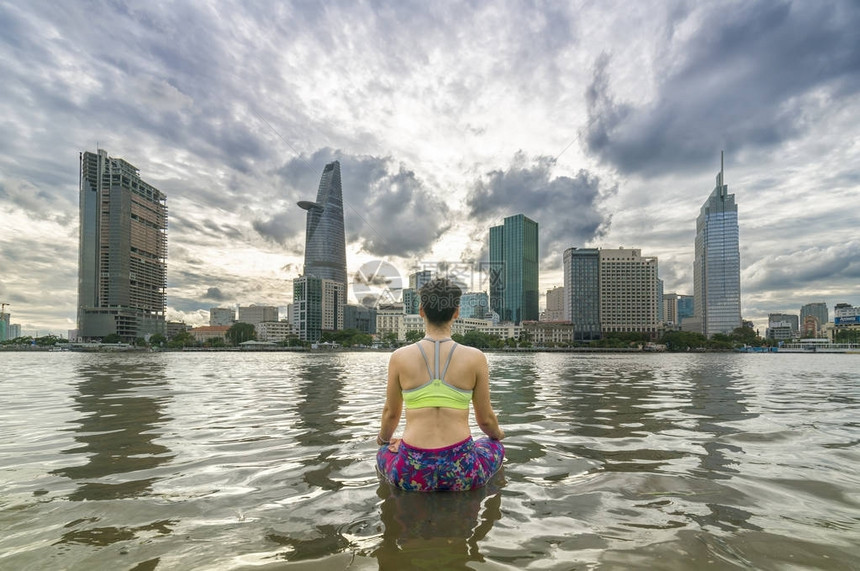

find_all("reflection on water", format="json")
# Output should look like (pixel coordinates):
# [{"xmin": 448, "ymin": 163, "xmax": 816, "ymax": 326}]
[
  {"xmin": 52, "ymin": 358, "xmax": 174, "ymax": 501},
  {"xmin": 0, "ymin": 352, "xmax": 858, "ymax": 569},
  {"xmin": 373, "ymin": 476, "xmax": 504, "ymax": 569},
  {"xmin": 293, "ymin": 356, "xmax": 350, "ymax": 490}
]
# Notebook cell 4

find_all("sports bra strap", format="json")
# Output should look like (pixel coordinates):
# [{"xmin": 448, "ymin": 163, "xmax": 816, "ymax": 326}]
[
  {"xmin": 440, "ymin": 343, "xmax": 457, "ymax": 380},
  {"xmin": 416, "ymin": 342, "xmax": 434, "ymax": 380},
  {"xmin": 417, "ymin": 337, "xmax": 455, "ymax": 380}
]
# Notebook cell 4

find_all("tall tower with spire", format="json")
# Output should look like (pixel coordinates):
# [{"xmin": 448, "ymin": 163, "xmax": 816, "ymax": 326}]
[
  {"xmin": 295, "ymin": 161, "xmax": 347, "ymax": 340},
  {"xmin": 693, "ymin": 152, "xmax": 741, "ymax": 337},
  {"xmin": 298, "ymin": 161, "xmax": 347, "ymax": 291}
]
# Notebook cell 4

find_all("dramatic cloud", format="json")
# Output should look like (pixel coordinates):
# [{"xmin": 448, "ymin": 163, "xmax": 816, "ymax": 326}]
[
  {"xmin": 467, "ymin": 152, "xmax": 615, "ymax": 268},
  {"xmin": 582, "ymin": 1, "xmax": 860, "ymax": 176},
  {"xmin": 202, "ymin": 287, "xmax": 229, "ymax": 302},
  {"xmin": 258, "ymin": 148, "xmax": 450, "ymax": 258}
]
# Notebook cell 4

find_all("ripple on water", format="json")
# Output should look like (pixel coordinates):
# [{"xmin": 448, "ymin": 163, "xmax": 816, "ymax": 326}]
[{"xmin": 0, "ymin": 351, "xmax": 858, "ymax": 569}]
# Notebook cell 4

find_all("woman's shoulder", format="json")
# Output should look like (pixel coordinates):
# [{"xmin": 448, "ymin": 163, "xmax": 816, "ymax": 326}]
[
  {"xmin": 390, "ymin": 343, "xmax": 420, "ymax": 361},
  {"xmin": 453, "ymin": 343, "xmax": 486, "ymax": 361}
]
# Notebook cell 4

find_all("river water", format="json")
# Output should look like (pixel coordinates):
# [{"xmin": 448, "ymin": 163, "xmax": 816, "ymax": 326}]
[{"xmin": 0, "ymin": 351, "xmax": 858, "ymax": 570}]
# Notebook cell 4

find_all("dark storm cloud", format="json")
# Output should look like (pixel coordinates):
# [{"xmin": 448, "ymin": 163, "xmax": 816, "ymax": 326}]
[
  {"xmin": 260, "ymin": 148, "xmax": 449, "ymax": 257},
  {"xmin": 582, "ymin": 0, "xmax": 860, "ymax": 176},
  {"xmin": 202, "ymin": 287, "xmax": 229, "ymax": 302},
  {"xmin": 467, "ymin": 152, "xmax": 615, "ymax": 268}
]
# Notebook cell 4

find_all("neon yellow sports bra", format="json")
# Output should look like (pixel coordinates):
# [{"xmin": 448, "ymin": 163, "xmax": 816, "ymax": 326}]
[{"xmin": 402, "ymin": 338, "xmax": 472, "ymax": 410}]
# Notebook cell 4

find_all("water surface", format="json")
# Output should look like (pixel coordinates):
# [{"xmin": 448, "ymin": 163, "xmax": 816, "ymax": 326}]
[{"xmin": 1, "ymin": 351, "xmax": 858, "ymax": 569}]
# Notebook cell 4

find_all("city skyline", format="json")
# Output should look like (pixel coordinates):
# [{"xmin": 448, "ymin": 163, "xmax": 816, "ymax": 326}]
[{"xmin": 1, "ymin": 1, "xmax": 859, "ymax": 336}]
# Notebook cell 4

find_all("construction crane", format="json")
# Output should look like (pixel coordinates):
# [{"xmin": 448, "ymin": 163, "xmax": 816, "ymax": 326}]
[{"xmin": 0, "ymin": 302, "xmax": 8, "ymax": 315}]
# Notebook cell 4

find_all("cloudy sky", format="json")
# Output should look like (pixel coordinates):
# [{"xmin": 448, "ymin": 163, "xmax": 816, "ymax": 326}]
[{"xmin": 1, "ymin": 0, "xmax": 859, "ymax": 336}]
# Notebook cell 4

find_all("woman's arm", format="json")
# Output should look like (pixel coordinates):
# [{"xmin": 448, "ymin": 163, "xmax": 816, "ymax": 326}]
[
  {"xmin": 471, "ymin": 352, "xmax": 505, "ymax": 440},
  {"xmin": 378, "ymin": 351, "xmax": 403, "ymax": 444}
]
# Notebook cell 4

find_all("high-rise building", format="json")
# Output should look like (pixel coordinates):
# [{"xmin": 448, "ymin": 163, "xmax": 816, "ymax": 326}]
[
  {"xmin": 298, "ymin": 161, "xmax": 347, "ymax": 306},
  {"xmin": 489, "ymin": 214, "xmax": 539, "ymax": 324},
  {"xmin": 293, "ymin": 276, "xmax": 344, "ymax": 342},
  {"xmin": 563, "ymin": 247, "xmax": 600, "ymax": 340},
  {"xmin": 663, "ymin": 293, "xmax": 695, "ymax": 325},
  {"xmin": 800, "ymin": 302, "xmax": 828, "ymax": 332},
  {"xmin": 460, "ymin": 292, "xmax": 490, "ymax": 320},
  {"xmin": 409, "ymin": 270, "xmax": 433, "ymax": 290},
  {"xmin": 402, "ymin": 288, "xmax": 420, "ymax": 315},
  {"xmin": 542, "ymin": 286, "xmax": 565, "ymax": 321},
  {"xmin": 9, "ymin": 323, "xmax": 21, "ymax": 339},
  {"xmin": 599, "ymin": 248, "xmax": 659, "ymax": 338},
  {"xmin": 694, "ymin": 152, "xmax": 741, "ymax": 337},
  {"xmin": 209, "ymin": 307, "xmax": 236, "ymax": 326},
  {"xmin": 344, "ymin": 304, "xmax": 377, "ymax": 334},
  {"xmin": 677, "ymin": 295, "xmax": 695, "ymax": 320},
  {"xmin": 237, "ymin": 305, "xmax": 279, "ymax": 326},
  {"xmin": 0, "ymin": 311, "xmax": 9, "ymax": 341},
  {"xmin": 767, "ymin": 313, "xmax": 799, "ymax": 340},
  {"xmin": 77, "ymin": 149, "xmax": 167, "ymax": 342}
]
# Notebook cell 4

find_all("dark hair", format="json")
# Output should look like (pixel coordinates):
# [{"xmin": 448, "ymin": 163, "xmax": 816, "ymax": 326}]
[{"xmin": 419, "ymin": 278, "xmax": 462, "ymax": 326}]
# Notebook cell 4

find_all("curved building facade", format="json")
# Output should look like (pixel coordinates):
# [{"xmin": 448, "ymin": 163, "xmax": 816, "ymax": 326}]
[{"xmin": 298, "ymin": 161, "xmax": 347, "ymax": 293}]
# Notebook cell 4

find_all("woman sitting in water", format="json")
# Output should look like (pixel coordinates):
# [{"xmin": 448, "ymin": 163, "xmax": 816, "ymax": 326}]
[{"xmin": 376, "ymin": 278, "xmax": 505, "ymax": 491}]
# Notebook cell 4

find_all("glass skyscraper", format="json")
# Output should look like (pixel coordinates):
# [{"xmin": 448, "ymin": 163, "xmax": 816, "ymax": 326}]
[
  {"xmin": 77, "ymin": 149, "xmax": 167, "ymax": 341},
  {"xmin": 489, "ymin": 214, "xmax": 539, "ymax": 324},
  {"xmin": 563, "ymin": 247, "xmax": 600, "ymax": 340},
  {"xmin": 298, "ymin": 161, "xmax": 347, "ymax": 297},
  {"xmin": 694, "ymin": 153, "xmax": 741, "ymax": 337}
]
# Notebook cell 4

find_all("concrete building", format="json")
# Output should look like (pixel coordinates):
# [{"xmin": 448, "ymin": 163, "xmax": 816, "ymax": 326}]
[
  {"xmin": 663, "ymin": 293, "xmax": 680, "ymax": 325},
  {"xmin": 563, "ymin": 247, "xmax": 601, "ymax": 341},
  {"xmin": 766, "ymin": 313, "xmax": 799, "ymax": 339},
  {"xmin": 489, "ymin": 214, "xmax": 539, "ymax": 324},
  {"xmin": 189, "ymin": 325, "xmax": 229, "ymax": 344},
  {"xmin": 298, "ymin": 161, "xmax": 347, "ymax": 310},
  {"xmin": 800, "ymin": 302, "xmax": 829, "ymax": 335},
  {"xmin": 834, "ymin": 305, "xmax": 860, "ymax": 338},
  {"xmin": 293, "ymin": 276, "xmax": 344, "ymax": 342},
  {"xmin": 522, "ymin": 320, "xmax": 575, "ymax": 345},
  {"xmin": 237, "ymin": 305, "xmax": 279, "ymax": 326},
  {"xmin": 599, "ymin": 248, "xmax": 659, "ymax": 338},
  {"xmin": 256, "ymin": 321, "xmax": 295, "ymax": 342},
  {"xmin": 452, "ymin": 318, "xmax": 521, "ymax": 341},
  {"xmin": 542, "ymin": 286, "xmax": 565, "ymax": 322},
  {"xmin": 9, "ymin": 323, "xmax": 21, "ymax": 339},
  {"xmin": 77, "ymin": 149, "xmax": 167, "ymax": 342},
  {"xmin": 767, "ymin": 313, "xmax": 799, "ymax": 341},
  {"xmin": 166, "ymin": 321, "xmax": 189, "ymax": 339},
  {"xmin": 376, "ymin": 306, "xmax": 404, "ymax": 340},
  {"xmin": 209, "ymin": 307, "xmax": 236, "ymax": 326},
  {"xmin": 694, "ymin": 152, "xmax": 741, "ymax": 337}
]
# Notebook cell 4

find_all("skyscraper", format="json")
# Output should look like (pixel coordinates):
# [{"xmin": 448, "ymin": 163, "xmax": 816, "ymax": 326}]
[
  {"xmin": 298, "ymin": 161, "xmax": 347, "ymax": 299},
  {"xmin": 293, "ymin": 276, "xmax": 344, "ymax": 342},
  {"xmin": 694, "ymin": 152, "xmax": 741, "ymax": 337},
  {"xmin": 77, "ymin": 149, "xmax": 167, "ymax": 341},
  {"xmin": 563, "ymin": 247, "xmax": 600, "ymax": 340},
  {"xmin": 800, "ymin": 302, "xmax": 828, "ymax": 336},
  {"xmin": 598, "ymin": 248, "xmax": 659, "ymax": 338},
  {"xmin": 489, "ymin": 214, "xmax": 539, "ymax": 324}
]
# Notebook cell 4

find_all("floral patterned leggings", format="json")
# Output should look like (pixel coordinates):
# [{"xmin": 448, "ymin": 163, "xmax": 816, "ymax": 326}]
[{"xmin": 377, "ymin": 436, "xmax": 504, "ymax": 492}]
